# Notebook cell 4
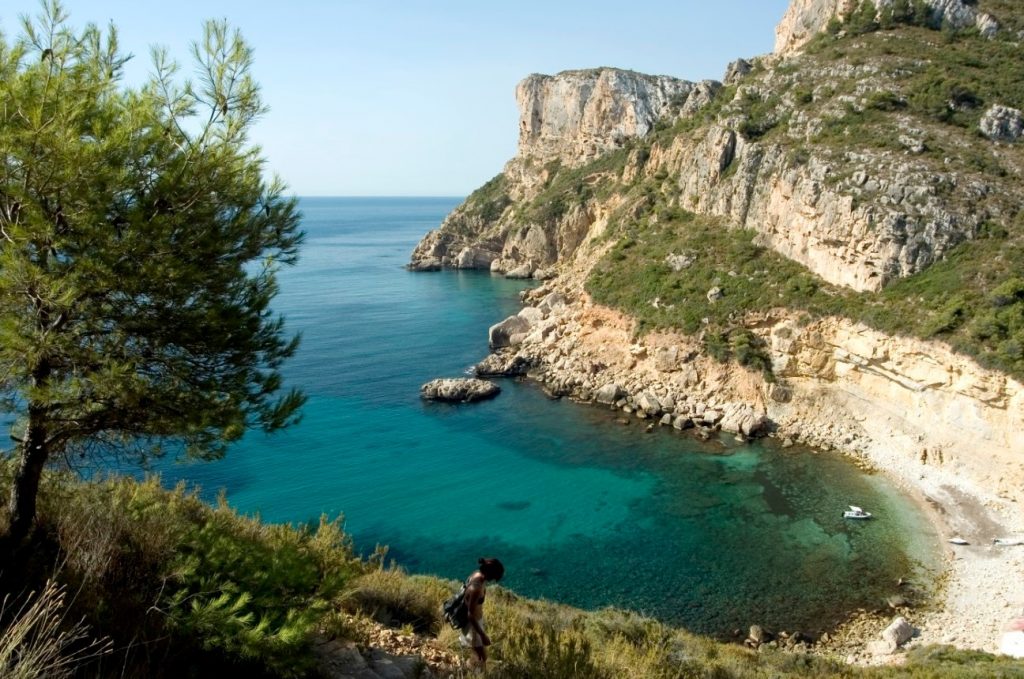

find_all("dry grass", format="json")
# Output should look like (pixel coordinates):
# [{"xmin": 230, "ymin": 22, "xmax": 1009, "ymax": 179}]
[{"xmin": 0, "ymin": 580, "xmax": 111, "ymax": 679}]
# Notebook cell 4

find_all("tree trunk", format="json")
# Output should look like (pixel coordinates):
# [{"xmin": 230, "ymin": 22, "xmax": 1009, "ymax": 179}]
[{"xmin": 6, "ymin": 361, "xmax": 52, "ymax": 545}]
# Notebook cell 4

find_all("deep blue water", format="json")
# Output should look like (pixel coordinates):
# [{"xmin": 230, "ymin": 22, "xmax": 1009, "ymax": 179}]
[{"xmin": 114, "ymin": 197, "xmax": 939, "ymax": 635}]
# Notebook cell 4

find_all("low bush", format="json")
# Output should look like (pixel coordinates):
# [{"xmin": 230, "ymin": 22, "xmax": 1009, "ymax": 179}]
[
  {"xmin": 342, "ymin": 569, "xmax": 451, "ymax": 633},
  {"xmin": 1, "ymin": 469, "xmax": 363, "ymax": 678}
]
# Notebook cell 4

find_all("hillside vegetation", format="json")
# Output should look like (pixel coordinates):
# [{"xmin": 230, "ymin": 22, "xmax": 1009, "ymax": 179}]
[{"xmin": 2, "ymin": 467, "xmax": 1024, "ymax": 678}]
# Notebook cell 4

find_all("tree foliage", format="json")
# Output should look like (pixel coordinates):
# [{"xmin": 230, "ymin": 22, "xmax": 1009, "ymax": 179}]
[{"xmin": 0, "ymin": 2, "xmax": 305, "ymax": 542}]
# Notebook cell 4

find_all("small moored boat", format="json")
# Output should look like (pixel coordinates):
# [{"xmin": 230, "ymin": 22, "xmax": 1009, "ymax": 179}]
[{"xmin": 843, "ymin": 505, "xmax": 872, "ymax": 520}]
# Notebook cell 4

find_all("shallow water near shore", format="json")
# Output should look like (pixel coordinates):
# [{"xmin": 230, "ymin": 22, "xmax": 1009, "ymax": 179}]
[{"xmin": 127, "ymin": 197, "xmax": 940, "ymax": 635}]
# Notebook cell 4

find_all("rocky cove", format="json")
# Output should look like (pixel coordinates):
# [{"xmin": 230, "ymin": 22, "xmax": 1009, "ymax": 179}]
[{"xmin": 409, "ymin": 0, "xmax": 1024, "ymax": 661}]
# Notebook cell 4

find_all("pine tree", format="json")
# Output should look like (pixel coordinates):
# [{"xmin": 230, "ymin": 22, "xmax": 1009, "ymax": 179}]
[{"xmin": 0, "ymin": 2, "xmax": 305, "ymax": 545}]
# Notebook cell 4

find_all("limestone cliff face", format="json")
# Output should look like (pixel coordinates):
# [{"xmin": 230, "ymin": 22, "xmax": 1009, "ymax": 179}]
[
  {"xmin": 638, "ymin": 120, "xmax": 989, "ymax": 291},
  {"xmin": 774, "ymin": 0, "xmax": 999, "ymax": 55},
  {"xmin": 408, "ymin": 68, "xmax": 718, "ymax": 276},
  {"xmin": 516, "ymin": 69, "xmax": 717, "ymax": 166},
  {"xmin": 768, "ymin": 317, "xmax": 1024, "ymax": 501},
  {"xmin": 409, "ymin": 0, "xmax": 1023, "ymax": 501},
  {"xmin": 487, "ymin": 288, "xmax": 1024, "ymax": 507}
]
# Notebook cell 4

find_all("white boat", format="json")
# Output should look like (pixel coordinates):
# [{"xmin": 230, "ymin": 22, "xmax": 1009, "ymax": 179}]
[{"xmin": 843, "ymin": 505, "xmax": 872, "ymax": 520}]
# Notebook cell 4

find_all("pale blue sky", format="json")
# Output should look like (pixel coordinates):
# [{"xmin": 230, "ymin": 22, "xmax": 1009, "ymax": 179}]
[{"xmin": 2, "ymin": 1, "xmax": 790, "ymax": 196}]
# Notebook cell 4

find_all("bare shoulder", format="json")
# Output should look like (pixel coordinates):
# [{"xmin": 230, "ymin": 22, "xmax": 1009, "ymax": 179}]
[{"xmin": 466, "ymin": 572, "xmax": 485, "ymax": 593}]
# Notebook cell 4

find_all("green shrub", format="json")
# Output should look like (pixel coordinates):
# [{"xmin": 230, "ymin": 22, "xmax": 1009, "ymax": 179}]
[
  {"xmin": 342, "ymin": 569, "xmax": 451, "ymax": 633},
  {"xmin": 491, "ymin": 617, "xmax": 608, "ymax": 679},
  {"xmin": 3, "ymin": 472, "xmax": 362, "ymax": 678}
]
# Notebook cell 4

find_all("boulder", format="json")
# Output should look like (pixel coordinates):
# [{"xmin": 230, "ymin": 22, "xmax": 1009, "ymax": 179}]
[
  {"xmin": 980, "ymin": 104, "xmax": 1024, "ymax": 142},
  {"xmin": 537, "ymin": 291, "xmax": 568, "ymax": 315},
  {"xmin": 702, "ymin": 409, "xmax": 723, "ymax": 425},
  {"xmin": 724, "ymin": 58, "xmax": 752, "ymax": 85},
  {"xmin": 880, "ymin": 616, "xmax": 915, "ymax": 653},
  {"xmin": 672, "ymin": 416, "xmax": 693, "ymax": 430},
  {"xmin": 665, "ymin": 252, "xmax": 696, "ymax": 271},
  {"xmin": 595, "ymin": 383, "xmax": 625, "ymax": 405},
  {"xmin": 421, "ymin": 378, "xmax": 500, "ymax": 403},
  {"xmin": 455, "ymin": 246, "xmax": 496, "ymax": 269},
  {"xmin": 406, "ymin": 256, "xmax": 442, "ymax": 272},
  {"xmin": 720, "ymin": 403, "xmax": 768, "ymax": 437},
  {"xmin": 748, "ymin": 625, "xmax": 772, "ymax": 645},
  {"xmin": 518, "ymin": 306, "xmax": 544, "ymax": 325},
  {"xmin": 489, "ymin": 315, "xmax": 532, "ymax": 349},
  {"xmin": 475, "ymin": 353, "xmax": 533, "ymax": 377},
  {"xmin": 706, "ymin": 286, "xmax": 724, "ymax": 302},
  {"xmin": 505, "ymin": 263, "xmax": 533, "ymax": 279},
  {"xmin": 654, "ymin": 346, "xmax": 679, "ymax": 372},
  {"xmin": 636, "ymin": 392, "xmax": 662, "ymax": 416}
]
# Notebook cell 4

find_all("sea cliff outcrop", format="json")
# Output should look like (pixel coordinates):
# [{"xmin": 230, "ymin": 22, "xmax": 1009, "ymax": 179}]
[
  {"xmin": 408, "ymin": 68, "xmax": 719, "ymax": 275},
  {"xmin": 410, "ymin": 2, "xmax": 1024, "ymax": 650}
]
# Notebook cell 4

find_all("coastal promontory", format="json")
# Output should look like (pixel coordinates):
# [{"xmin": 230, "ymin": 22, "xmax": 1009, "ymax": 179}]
[{"xmin": 410, "ymin": 0, "xmax": 1024, "ymax": 658}]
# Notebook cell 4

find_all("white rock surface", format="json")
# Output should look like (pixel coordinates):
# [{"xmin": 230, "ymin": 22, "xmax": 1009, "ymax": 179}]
[
  {"xmin": 516, "ymin": 68, "xmax": 718, "ymax": 166},
  {"xmin": 980, "ymin": 104, "xmax": 1024, "ymax": 142},
  {"xmin": 775, "ymin": 0, "xmax": 999, "ymax": 55}
]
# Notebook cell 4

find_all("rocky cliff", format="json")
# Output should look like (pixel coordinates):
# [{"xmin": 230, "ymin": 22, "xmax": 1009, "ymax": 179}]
[
  {"xmin": 774, "ymin": 0, "xmax": 1000, "ymax": 55},
  {"xmin": 408, "ymin": 68, "xmax": 718, "ymax": 277},
  {"xmin": 516, "ymin": 69, "xmax": 717, "ymax": 166},
  {"xmin": 411, "ymin": 9, "xmax": 1023, "ymax": 290},
  {"xmin": 409, "ymin": 4, "xmax": 1024, "ymax": 647},
  {"xmin": 408, "ymin": 0, "xmax": 1024, "ymax": 654}
]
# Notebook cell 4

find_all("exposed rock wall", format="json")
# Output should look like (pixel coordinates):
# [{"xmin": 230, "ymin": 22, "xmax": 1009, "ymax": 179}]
[
  {"xmin": 769, "ymin": 317, "xmax": 1024, "ymax": 503},
  {"xmin": 516, "ymin": 69, "xmax": 718, "ymax": 166},
  {"xmin": 642, "ymin": 124, "xmax": 980, "ymax": 291},
  {"xmin": 488, "ymin": 285, "xmax": 1024, "ymax": 507},
  {"xmin": 774, "ymin": 0, "xmax": 999, "ymax": 55}
]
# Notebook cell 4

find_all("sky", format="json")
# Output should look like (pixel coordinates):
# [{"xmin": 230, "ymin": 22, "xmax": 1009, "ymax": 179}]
[{"xmin": 1, "ymin": 1, "xmax": 791, "ymax": 196}]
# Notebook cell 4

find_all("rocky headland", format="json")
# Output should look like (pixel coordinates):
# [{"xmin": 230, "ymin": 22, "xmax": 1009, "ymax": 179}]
[{"xmin": 411, "ymin": 0, "xmax": 1024, "ymax": 661}]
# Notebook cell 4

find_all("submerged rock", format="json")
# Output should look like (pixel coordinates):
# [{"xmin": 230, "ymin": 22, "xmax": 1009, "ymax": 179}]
[{"xmin": 420, "ymin": 378, "xmax": 500, "ymax": 403}]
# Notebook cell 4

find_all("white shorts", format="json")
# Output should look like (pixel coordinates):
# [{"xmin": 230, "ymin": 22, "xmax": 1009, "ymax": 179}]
[{"xmin": 459, "ymin": 618, "xmax": 485, "ymax": 648}]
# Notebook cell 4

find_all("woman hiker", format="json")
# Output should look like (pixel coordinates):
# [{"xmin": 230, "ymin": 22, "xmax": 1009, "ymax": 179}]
[{"xmin": 460, "ymin": 557, "xmax": 505, "ymax": 667}]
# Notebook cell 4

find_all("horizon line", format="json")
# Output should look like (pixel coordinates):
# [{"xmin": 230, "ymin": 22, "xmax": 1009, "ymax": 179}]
[{"xmin": 294, "ymin": 194, "xmax": 467, "ymax": 199}]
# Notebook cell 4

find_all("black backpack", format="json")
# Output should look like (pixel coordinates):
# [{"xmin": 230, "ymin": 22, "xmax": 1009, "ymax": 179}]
[{"xmin": 442, "ymin": 579, "xmax": 470, "ymax": 630}]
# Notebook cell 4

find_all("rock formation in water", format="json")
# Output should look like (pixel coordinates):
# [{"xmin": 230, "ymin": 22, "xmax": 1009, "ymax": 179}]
[{"xmin": 420, "ymin": 378, "xmax": 500, "ymax": 403}]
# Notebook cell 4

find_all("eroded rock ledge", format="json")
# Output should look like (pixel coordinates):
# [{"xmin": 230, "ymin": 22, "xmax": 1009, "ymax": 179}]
[{"xmin": 420, "ymin": 378, "xmax": 500, "ymax": 403}]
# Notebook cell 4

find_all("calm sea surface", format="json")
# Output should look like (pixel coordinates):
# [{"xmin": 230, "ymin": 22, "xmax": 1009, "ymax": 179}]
[{"xmin": 137, "ymin": 197, "xmax": 939, "ymax": 635}]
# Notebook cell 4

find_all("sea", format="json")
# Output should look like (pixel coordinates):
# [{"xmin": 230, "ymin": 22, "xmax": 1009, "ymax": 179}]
[{"xmin": 125, "ymin": 196, "xmax": 940, "ymax": 636}]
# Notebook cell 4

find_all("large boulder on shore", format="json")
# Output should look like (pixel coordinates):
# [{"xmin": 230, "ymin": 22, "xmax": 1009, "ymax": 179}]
[
  {"xmin": 594, "ymin": 383, "xmax": 625, "ymax": 405},
  {"xmin": 489, "ymin": 315, "xmax": 532, "ymax": 349},
  {"xmin": 719, "ymin": 403, "xmax": 768, "ymax": 437},
  {"xmin": 421, "ymin": 378, "xmax": 500, "ymax": 403},
  {"xmin": 871, "ymin": 616, "xmax": 915, "ymax": 655},
  {"xmin": 475, "ymin": 353, "xmax": 534, "ymax": 377}
]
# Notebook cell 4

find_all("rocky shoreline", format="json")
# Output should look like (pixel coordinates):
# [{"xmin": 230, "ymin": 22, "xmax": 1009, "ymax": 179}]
[{"xmin": 469, "ymin": 278, "xmax": 1024, "ymax": 662}]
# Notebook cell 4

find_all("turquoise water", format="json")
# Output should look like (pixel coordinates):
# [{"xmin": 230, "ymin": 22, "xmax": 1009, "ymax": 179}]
[{"xmin": 130, "ymin": 197, "xmax": 939, "ymax": 636}]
